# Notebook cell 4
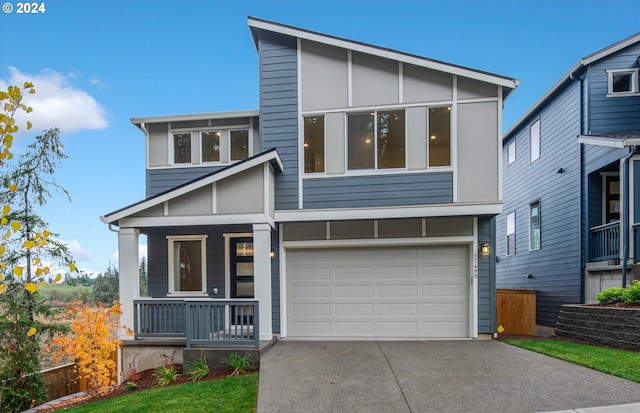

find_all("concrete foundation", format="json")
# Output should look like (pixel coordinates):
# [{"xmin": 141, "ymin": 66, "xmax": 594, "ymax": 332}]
[{"xmin": 584, "ymin": 261, "xmax": 638, "ymax": 303}]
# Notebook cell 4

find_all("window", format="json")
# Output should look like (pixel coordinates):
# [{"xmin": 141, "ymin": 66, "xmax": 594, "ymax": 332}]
[
  {"xmin": 428, "ymin": 107, "xmax": 451, "ymax": 167},
  {"xmin": 201, "ymin": 131, "xmax": 221, "ymax": 162},
  {"xmin": 530, "ymin": 201, "xmax": 540, "ymax": 251},
  {"xmin": 508, "ymin": 141, "xmax": 516, "ymax": 164},
  {"xmin": 167, "ymin": 235, "xmax": 207, "ymax": 294},
  {"xmin": 347, "ymin": 110, "xmax": 405, "ymax": 170},
  {"xmin": 230, "ymin": 130, "xmax": 249, "ymax": 161},
  {"xmin": 303, "ymin": 116, "xmax": 324, "ymax": 173},
  {"xmin": 506, "ymin": 212, "xmax": 516, "ymax": 256},
  {"xmin": 173, "ymin": 133, "xmax": 191, "ymax": 163},
  {"xmin": 530, "ymin": 119, "xmax": 540, "ymax": 162},
  {"xmin": 607, "ymin": 69, "xmax": 639, "ymax": 96}
]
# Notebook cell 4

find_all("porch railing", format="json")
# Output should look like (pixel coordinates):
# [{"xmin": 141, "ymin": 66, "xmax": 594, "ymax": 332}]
[
  {"xmin": 133, "ymin": 299, "xmax": 260, "ymax": 349},
  {"xmin": 589, "ymin": 221, "xmax": 620, "ymax": 262}
]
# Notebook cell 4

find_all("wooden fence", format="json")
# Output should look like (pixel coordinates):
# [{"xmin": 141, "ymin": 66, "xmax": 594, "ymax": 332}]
[
  {"xmin": 496, "ymin": 289, "xmax": 536, "ymax": 336},
  {"xmin": 41, "ymin": 351, "xmax": 117, "ymax": 402}
]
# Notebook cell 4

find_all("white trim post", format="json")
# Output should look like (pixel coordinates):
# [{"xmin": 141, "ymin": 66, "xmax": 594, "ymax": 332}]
[
  {"xmin": 253, "ymin": 223, "xmax": 273, "ymax": 341},
  {"xmin": 118, "ymin": 227, "xmax": 140, "ymax": 339}
]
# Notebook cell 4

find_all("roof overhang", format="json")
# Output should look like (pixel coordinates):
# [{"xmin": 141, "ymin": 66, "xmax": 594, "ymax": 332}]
[
  {"xmin": 130, "ymin": 110, "xmax": 260, "ymax": 132},
  {"xmin": 248, "ymin": 17, "xmax": 519, "ymax": 99},
  {"xmin": 578, "ymin": 132, "xmax": 640, "ymax": 148},
  {"xmin": 101, "ymin": 149, "xmax": 282, "ymax": 226}
]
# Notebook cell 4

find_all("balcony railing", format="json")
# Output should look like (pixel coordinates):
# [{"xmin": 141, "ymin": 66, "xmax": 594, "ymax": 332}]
[
  {"xmin": 589, "ymin": 221, "xmax": 620, "ymax": 262},
  {"xmin": 133, "ymin": 299, "xmax": 259, "ymax": 349}
]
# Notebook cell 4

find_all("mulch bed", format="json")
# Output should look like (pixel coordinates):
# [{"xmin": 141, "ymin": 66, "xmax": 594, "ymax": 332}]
[{"xmin": 34, "ymin": 365, "xmax": 250, "ymax": 412}]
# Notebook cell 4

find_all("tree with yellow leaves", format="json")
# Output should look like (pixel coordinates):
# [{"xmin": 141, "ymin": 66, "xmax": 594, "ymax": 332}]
[
  {"xmin": 49, "ymin": 302, "xmax": 122, "ymax": 394},
  {"xmin": 0, "ymin": 84, "xmax": 78, "ymax": 412}
]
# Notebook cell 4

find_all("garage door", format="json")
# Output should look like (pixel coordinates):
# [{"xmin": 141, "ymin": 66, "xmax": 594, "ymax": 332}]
[{"xmin": 286, "ymin": 245, "xmax": 469, "ymax": 338}]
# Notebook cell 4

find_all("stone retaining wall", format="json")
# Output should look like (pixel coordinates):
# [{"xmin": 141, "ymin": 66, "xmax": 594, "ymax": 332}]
[{"xmin": 555, "ymin": 305, "xmax": 640, "ymax": 351}]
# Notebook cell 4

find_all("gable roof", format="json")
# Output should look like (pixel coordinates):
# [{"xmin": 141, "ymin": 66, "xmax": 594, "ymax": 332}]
[
  {"xmin": 101, "ymin": 148, "xmax": 283, "ymax": 225},
  {"xmin": 504, "ymin": 32, "xmax": 640, "ymax": 140},
  {"xmin": 247, "ymin": 16, "xmax": 519, "ymax": 99}
]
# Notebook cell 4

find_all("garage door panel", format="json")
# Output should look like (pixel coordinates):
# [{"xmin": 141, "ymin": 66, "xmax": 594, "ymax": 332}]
[{"xmin": 287, "ymin": 245, "xmax": 469, "ymax": 338}]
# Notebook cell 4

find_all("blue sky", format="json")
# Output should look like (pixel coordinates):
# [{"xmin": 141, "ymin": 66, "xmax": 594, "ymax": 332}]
[{"xmin": 0, "ymin": 0, "xmax": 638, "ymax": 276}]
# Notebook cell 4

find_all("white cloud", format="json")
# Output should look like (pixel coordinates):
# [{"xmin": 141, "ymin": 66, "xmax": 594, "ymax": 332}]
[
  {"xmin": 64, "ymin": 239, "xmax": 94, "ymax": 261},
  {"xmin": 1, "ymin": 67, "xmax": 108, "ymax": 134},
  {"xmin": 109, "ymin": 243, "xmax": 148, "ymax": 265}
]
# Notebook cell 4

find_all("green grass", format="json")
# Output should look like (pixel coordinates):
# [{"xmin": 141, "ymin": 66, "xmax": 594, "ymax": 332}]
[
  {"xmin": 505, "ymin": 339, "xmax": 640, "ymax": 383},
  {"xmin": 59, "ymin": 373, "xmax": 258, "ymax": 413}
]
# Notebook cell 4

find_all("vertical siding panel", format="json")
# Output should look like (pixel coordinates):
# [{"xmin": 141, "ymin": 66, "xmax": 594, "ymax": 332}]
[{"xmin": 257, "ymin": 30, "xmax": 299, "ymax": 210}]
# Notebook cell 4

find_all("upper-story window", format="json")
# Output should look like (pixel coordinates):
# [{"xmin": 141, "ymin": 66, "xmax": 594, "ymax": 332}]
[
  {"xmin": 304, "ymin": 116, "xmax": 325, "ymax": 173},
  {"xmin": 173, "ymin": 133, "xmax": 192, "ymax": 163},
  {"xmin": 202, "ymin": 131, "xmax": 221, "ymax": 162},
  {"xmin": 506, "ymin": 211, "xmax": 516, "ymax": 256},
  {"xmin": 230, "ymin": 130, "xmax": 249, "ymax": 161},
  {"xmin": 347, "ymin": 110, "xmax": 405, "ymax": 170},
  {"xmin": 428, "ymin": 107, "xmax": 451, "ymax": 167},
  {"xmin": 530, "ymin": 118, "xmax": 540, "ymax": 163},
  {"xmin": 508, "ymin": 141, "xmax": 516, "ymax": 165},
  {"xmin": 607, "ymin": 69, "xmax": 639, "ymax": 96},
  {"xmin": 530, "ymin": 201, "xmax": 541, "ymax": 251}
]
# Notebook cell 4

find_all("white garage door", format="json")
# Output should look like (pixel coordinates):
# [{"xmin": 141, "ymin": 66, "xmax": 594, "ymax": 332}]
[{"xmin": 286, "ymin": 245, "xmax": 469, "ymax": 338}]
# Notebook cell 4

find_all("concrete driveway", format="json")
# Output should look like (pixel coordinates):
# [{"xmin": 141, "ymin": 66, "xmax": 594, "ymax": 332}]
[{"xmin": 257, "ymin": 340, "xmax": 640, "ymax": 413}]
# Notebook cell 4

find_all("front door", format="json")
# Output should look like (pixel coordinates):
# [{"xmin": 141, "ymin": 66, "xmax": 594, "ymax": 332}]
[{"xmin": 230, "ymin": 237, "xmax": 254, "ymax": 324}]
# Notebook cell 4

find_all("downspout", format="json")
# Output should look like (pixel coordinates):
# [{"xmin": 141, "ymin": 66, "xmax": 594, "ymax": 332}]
[
  {"xmin": 571, "ymin": 71, "xmax": 586, "ymax": 303},
  {"xmin": 622, "ymin": 145, "xmax": 636, "ymax": 288}
]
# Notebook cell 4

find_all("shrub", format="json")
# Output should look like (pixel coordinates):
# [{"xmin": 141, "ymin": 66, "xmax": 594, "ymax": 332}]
[
  {"xmin": 623, "ymin": 280, "xmax": 640, "ymax": 304},
  {"xmin": 187, "ymin": 355, "xmax": 210, "ymax": 382},
  {"xmin": 226, "ymin": 353, "xmax": 252, "ymax": 376},
  {"xmin": 126, "ymin": 382, "xmax": 138, "ymax": 391},
  {"xmin": 154, "ymin": 365, "xmax": 179, "ymax": 387},
  {"xmin": 596, "ymin": 287, "xmax": 626, "ymax": 303}
]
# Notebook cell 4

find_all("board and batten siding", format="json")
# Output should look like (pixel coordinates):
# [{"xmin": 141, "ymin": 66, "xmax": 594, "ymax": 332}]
[
  {"xmin": 587, "ymin": 41, "xmax": 640, "ymax": 134},
  {"xmin": 257, "ymin": 30, "xmax": 299, "ymax": 210},
  {"xmin": 497, "ymin": 81, "xmax": 582, "ymax": 326},
  {"xmin": 477, "ymin": 216, "xmax": 495, "ymax": 333},
  {"xmin": 303, "ymin": 172, "xmax": 453, "ymax": 209},
  {"xmin": 146, "ymin": 166, "xmax": 225, "ymax": 198}
]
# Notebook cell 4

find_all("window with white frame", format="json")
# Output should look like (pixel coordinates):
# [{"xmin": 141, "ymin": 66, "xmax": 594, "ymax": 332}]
[
  {"xmin": 230, "ymin": 129, "xmax": 249, "ymax": 161},
  {"xmin": 201, "ymin": 130, "xmax": 221, "ymax": 162},
  {"xmin": 607, "ymin": 69, "xmax": 639, "ymax": 96},
  {"xmin": 428, "ymin": 106, "xmax": 451, "ymax": 167},
  {"xmin": 347, "ymin": 110, "xmax": 405, "ymax": 170},
  {"xmin": 506, "ymin": 212, "xmax": 516, "ymax": 256},
  {"xmin": 530, "ymin": 119, "xmax": 540, "ymax": 163},
  {"xmin": 167, "ymin": 235, "xmax": 207, "ymax": 294},
  {"xmin": 508, "ymin": 141, "xmax": 516, "ymax": 164},
  {"xmin": 303, "ymin": 116, "xmax": 325, "ymax": 173},
  {"xmin": 173, "ymin": 133, "xmax": 191, "ymax": 163},
  {"xmin": 530, "ymin": 201, "xmax": 540, "ymax": 251}
]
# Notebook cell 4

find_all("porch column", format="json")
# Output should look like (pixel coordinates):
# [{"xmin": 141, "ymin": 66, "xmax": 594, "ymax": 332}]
[
  {"xmin": 253, "ymin": 223, "xmax": 273, "ymax": 341},
  {"xmin": 118, "ymin": 227, "xmax": 140, "ymax": 339}
]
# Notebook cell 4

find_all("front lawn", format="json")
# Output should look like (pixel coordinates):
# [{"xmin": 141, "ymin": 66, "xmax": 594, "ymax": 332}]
[
  {"xmin": 505, "ymin": 339, "xmax": 640, "ymax": 383},
  {"xmin": 58, "ymin": 372, "xmax": 258, "ymax": 413}
]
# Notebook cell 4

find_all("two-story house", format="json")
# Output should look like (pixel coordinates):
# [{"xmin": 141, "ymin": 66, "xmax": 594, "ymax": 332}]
[
  {"xmin": 496, "ymin": 33, "xmax": 640, "ymax": 331},
  {"xmin": 102, "ymin": 17, "xmax": 518, "ymax": 375}
]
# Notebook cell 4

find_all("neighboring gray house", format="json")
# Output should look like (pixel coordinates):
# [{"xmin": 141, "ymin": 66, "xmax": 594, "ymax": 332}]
[
  {"xmin": 102, "ymin": 17, "xmax": 518, "ymax": 375},
  {"xmin": 496, "ymin": 33, "xmax": 640, "ymax": 328}
]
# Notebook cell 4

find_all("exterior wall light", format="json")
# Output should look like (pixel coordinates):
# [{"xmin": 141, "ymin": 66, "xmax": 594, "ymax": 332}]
[
  {"xmin": 270, "ymin": 249, "xmax": 276, "ymax": 259},
  {"xmin": 480, "ymin": 242, "xmax": 490, "ymax": 255}
]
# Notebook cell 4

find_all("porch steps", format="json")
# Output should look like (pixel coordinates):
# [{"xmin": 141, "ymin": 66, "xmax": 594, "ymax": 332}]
[{"xmin": 183, "ymin": 337, "xmax": 278, "ymax": 370}]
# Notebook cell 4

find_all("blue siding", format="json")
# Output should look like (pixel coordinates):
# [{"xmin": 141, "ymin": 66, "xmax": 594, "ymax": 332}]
[
  {"xmin": 303, "ymin": 172, "xmax": 453, "ymax": 209},
  {"xmin": 477, "ymin": 216, "xmax": 495, "ymax": 333},
  {"xmin": 146, "ymin": 166, "xmax": 225, "ymax": 197},
  {"xmin": 587, "ymin": 42, "xmax": 640, "ymax": 133},
  {"xmin": 271, "ymin": 229, "xmax": 280, "ymax": 333},
  {"xmin": 497, "ymin": 82, "xmax": 582, "ymax": 326},
  {"xmin": 256, "ymin": 30, "xmax": 299, "ymax": 210}
]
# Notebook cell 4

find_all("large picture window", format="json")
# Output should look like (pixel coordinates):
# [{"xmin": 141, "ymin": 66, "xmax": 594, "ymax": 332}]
[
  {"xmin": 347, "ymin": 110, "xmax": 405, "ymax": 170},
  {"xmin": 428, "ymin": 107, "xmax": 451, "ymax": 167},
  {"xmin": 173, "ymin": 133, "xmax": 191, "ymax": 164},
  {"xmin": 303, "ymin": 116, "xmax": 325, "ymax": 173},
  {"xmin": 167, "ymin": 235, "xmax": 207, "ymax": 294}
]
